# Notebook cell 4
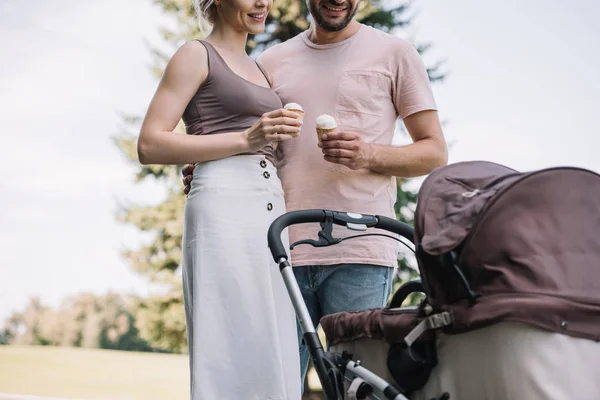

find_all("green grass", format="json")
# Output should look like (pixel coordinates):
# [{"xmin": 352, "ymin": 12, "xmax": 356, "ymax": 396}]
[{"xmin": 0, "ymin": 345, "xmax": 189, "ymax": 399}]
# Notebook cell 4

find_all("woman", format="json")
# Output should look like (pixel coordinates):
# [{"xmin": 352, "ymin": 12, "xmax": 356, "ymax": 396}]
[{"xmin": 136, "ymin": 0, "xmax": 303, "ymax": 397}]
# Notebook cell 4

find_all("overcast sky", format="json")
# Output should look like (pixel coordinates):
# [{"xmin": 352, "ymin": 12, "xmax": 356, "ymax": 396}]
[{"xmin": 1, "ymin": 0, "xmax": 598, "ymax": 323}]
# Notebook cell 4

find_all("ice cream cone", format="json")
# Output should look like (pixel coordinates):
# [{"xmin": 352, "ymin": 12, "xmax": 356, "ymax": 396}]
[
  {"xmin": 315, "ymin": 114, "xmax": 337, "ymax": 143},
  {"xmin": 316, "ymin": 127, "xmax": 336, "ymax": 142},
  {"xmin": 274, "ymin": 103, "xmax": 305, "ymax": 150},
  {"xmin": 284, "ymin": 102, "xmax": 305, "ymax": 125}
]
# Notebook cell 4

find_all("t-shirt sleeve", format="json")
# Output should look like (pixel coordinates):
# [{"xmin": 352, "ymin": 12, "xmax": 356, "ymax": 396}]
[
  {"xmin": 256, "ymin": 47, "xmax": 277, "ymax": 77},
  {"xmin": 393, "ymin": 45, "xmax": 438, "ymax": 119}
]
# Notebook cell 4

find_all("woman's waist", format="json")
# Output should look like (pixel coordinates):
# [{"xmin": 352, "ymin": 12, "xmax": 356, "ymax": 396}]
[{"xmin": 192, "ymin": 155, "xmax": 282, "ymax": 189}]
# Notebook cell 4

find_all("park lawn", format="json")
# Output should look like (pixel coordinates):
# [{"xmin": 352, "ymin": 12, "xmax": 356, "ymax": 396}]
[{"xmin": 0, "ymin": 345, "xmax": 189, "ymax": 400}]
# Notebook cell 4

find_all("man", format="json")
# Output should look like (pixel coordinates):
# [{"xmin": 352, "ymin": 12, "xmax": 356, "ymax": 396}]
[{"xmin": 183, "ymin": 0, "xmax": 447, "ymax": 386}]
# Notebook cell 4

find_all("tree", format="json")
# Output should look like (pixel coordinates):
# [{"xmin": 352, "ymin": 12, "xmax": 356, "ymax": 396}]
[
  {"xmin": 4, "ymin": 297, "xmax": 53, "ymax": 346},
  {"xmin": 114, "ymin": 0, "xmax": 445, "ymax": 355},
  {"xmin": 2, "ymin": 293, "xmax": 152, "ymax": 352}
]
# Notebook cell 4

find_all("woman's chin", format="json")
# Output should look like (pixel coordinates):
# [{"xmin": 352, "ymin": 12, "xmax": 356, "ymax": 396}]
[{"xmin": 248, "ymin": 25, "xmax": 266, "ymax": 35}]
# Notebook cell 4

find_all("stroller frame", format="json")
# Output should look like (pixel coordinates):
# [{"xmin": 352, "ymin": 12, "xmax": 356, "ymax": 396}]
[{"xmin": 267, "ymin": 209, "xmax": 447, "ymax": 400}]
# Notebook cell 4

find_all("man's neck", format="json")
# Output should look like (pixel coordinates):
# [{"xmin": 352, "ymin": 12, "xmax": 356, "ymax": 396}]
[{"xmin": 307, "ymin": 20, "xmax": 361, "ymax": 45}]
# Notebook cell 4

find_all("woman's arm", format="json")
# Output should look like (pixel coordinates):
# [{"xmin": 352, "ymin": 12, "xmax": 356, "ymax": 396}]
[
  {"xmin": 137, "ymin": 41, "xmax": 251, "ymax": 165},
  {"xmin": 137, "ymin": 41, "xmax": 301, "ymax": 165}
]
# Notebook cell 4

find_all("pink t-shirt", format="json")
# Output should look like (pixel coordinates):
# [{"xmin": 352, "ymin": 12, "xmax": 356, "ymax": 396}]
[{"xmin": 258, "ymin": 24, "xmax": 437, "ymax": 268}]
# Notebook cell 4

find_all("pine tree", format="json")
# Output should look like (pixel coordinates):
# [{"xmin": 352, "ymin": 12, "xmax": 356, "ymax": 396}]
[{"xmin": 114, "ymin": 0, "xmax": 445, "ymax": 352}]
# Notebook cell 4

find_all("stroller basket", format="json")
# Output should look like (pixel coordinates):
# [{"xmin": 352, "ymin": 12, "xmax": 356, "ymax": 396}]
[{"xmin": 267, "ymin": 209, "xmax": 446, "ymax": 400}]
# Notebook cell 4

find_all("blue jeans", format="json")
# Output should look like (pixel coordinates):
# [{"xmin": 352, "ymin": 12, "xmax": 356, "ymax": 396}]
[{"xmin": 293, "ymin": 264, "xmax": 394, "ymax": 390}]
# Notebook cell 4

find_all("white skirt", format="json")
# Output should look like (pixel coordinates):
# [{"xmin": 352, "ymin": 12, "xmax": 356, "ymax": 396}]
[{"xmin": 182, "ymin": 155, "xmax": 300, "ymax": 400}]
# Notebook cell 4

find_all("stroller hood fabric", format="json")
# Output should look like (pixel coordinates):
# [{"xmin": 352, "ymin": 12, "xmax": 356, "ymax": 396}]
[
  {"xmin": 322, "ymin": 161, "xmax": 600, "ymax": 350},
  {"xmin": 414, "ymin": 161, "xmax": 520, "ymax": 255},
  {"xmin": 414, "ymin": 161, "xmax": 600, "ymax": 341}
]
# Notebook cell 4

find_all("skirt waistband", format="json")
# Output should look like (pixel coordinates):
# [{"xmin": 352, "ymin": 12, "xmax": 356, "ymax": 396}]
[{"xmin": 191, "ymin": 155, "xmax": 282, "ymax": 194}]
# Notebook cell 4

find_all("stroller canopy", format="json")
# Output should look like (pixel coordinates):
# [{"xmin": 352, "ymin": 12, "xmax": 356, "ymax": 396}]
[
  {"xmin": 414, "ymin": 161, "xmax": 600, "ymax": 340},
  {"xmin": 322, "ymin": 161, "xmax": 600, "ymax": 349},
  {"xmin": 414, "ymin": 161, "xmax": 520, "ymax": 255}
]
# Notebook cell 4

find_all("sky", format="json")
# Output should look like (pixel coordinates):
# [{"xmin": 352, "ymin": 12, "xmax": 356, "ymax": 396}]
[{"xmin": 1, "ymin": 0, "xmax": 599, "ymax": 323}]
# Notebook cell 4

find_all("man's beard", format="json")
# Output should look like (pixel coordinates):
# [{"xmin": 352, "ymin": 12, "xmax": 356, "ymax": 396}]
[{"xmin": 309, "ymin": 1, "xmax": 358, "ymax": 32}]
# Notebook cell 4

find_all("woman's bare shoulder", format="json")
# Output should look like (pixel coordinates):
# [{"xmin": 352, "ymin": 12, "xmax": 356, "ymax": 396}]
[
  {"xmin": 162, "ymin": 40, "xmax": 209, "ymax": 86},
  {"xmin": 173, "ymin": 40, "xmax": 209, "ymax": 66}
]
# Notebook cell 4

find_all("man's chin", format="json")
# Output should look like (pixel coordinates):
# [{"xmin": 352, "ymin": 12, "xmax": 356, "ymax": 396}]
[
  {"xmin": 320, "ymin": 21, "xmax": 349, "ymax": 32},
  {"xmin": 315, "ymin": 14, "xmax": 352, "ymax": 32}
]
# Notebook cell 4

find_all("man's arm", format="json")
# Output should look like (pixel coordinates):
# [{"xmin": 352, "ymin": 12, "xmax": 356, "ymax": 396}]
[
  {"xmin": 320, "ymin": 109, "xmax": 447, "ymax": 177},
  {"xmin": 321, "ymin": 40, "xmax": 447, "ymax": 177},
  {"xmin": 367, "ymin": 109, "xmax": 447, "ymax": 177}
]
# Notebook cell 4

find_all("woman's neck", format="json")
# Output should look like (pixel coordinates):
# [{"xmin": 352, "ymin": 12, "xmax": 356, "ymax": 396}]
[{"xmin": 206, "ymin": 22, "xmax": 248, "ymax": 53}]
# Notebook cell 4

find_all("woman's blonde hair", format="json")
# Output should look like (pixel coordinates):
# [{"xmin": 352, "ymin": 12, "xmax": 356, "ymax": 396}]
[{"xmin": 193, "ymin": 0, "xmax": 217, "ymax": 30}]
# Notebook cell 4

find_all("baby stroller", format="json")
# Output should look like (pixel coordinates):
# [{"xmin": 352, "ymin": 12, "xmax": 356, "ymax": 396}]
[
  {"xmin": 268, "ymin": 207, "xmax": 443, "ymax": 400},
  {"xmin": 268, "ymin": 161, "xmax": 600, "ymax": 400}
]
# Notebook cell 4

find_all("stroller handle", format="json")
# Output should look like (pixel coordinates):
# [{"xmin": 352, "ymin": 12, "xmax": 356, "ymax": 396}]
[{"xmin": 267, "ymin": 209, "xmax": 415, "ymax": 262}]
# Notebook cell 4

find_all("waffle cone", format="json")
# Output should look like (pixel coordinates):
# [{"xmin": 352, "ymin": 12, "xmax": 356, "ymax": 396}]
[
  {"xmin": 289, "ymin": 109, "xmax": 305, "ymax": 123},
  {"xmin": 317, "ymin": 127, "xmax": 336, "ymax": 142}
]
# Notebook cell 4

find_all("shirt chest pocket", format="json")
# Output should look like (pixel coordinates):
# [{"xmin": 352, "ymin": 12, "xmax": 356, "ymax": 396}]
[{"xmin": 335, "ymin": 71, "xmax": 393, "ymax": 133}]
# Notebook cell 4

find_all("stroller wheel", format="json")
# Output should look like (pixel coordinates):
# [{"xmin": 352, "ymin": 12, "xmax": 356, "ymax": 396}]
[{"xmin": 387, "ymin": 340, "xmax": 436, "ymax": 393}]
